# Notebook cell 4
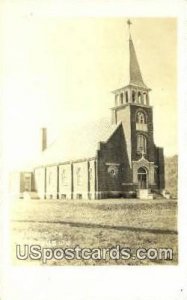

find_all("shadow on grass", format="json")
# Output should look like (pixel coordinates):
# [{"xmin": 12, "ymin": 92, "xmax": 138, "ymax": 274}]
[{"xmin": 11, "ymin": 219, "xmax": 177, "ymax": 235}]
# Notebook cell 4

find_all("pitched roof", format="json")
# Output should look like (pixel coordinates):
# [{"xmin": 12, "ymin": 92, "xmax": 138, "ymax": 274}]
[
  {"xmin": 129, "ymin": 35, "xmax": 148, "ymax": 89},
  {"xmin": 35, "ymin": 119, "xmax": 122, "ymax": 167}
]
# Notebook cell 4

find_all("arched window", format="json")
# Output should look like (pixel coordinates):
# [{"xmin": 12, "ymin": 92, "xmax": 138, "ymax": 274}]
[
  {"xmin": 132, "ymin": 90, "xmax": 136, "ymax": 103},
  {"xmin": 136, "ymin": 111, "xmax": 146, "ymax": 124},
  {"xmin": 138, "ymin": 92, "xmax": 142, "ymax": 103},
  {"xmin": 137, "ymin": 134, "xmax": 147, "ymax": 154}
]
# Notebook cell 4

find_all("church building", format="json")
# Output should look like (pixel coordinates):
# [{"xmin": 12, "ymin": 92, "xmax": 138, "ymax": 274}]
[{"xmin": 12, "ymin": 21, "xmax": 165, "ymax": 200}]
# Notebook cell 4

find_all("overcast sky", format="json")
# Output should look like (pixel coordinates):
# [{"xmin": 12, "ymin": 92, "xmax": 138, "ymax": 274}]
[{"xmin": 1, "ymin": 14, "xmax": 177, "ymax": 170}]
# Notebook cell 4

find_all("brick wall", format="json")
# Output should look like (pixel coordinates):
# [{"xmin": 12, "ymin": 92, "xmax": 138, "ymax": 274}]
[
  {"xmin": 97, "ymin": 124, "xmax": 132, "ymax": 197},
  {"xmin": 115, "ymin": 105, "xmax": 132, "ymax": 165},
  {"xmin": 156, "ymin": 147, "xmax": 165, "ymax": 189},
  {"xmin": 130, "ymin": 105, "xmax": 155, "ymax": 162}
]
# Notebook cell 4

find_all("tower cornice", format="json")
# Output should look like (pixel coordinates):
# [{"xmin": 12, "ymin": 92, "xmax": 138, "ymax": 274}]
[
  {"xmin": 110, "ymin": 103, "xmax": 153, "ymax": 111},
  {"xmin": 111, "ymin": 84, "xmax": 151, "ymax": 94}
]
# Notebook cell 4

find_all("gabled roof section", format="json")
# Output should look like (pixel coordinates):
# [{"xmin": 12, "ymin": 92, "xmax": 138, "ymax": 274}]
[
  {"xmin": 129, "ymin": 35, "xmax": 148, "ymax": 89},
  {"xmin": 35, "ymin": 119, "xmax": 122, "ymax": 167}
]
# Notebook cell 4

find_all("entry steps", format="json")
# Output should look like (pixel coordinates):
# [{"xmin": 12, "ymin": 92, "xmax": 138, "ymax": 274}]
[
  {"xmin": 137, "ymin": 189, "xmax": 171, "ymax": 200},
  {"xmin": 137, "ymin": 189, "xmax": 154, "ymax": 200}
]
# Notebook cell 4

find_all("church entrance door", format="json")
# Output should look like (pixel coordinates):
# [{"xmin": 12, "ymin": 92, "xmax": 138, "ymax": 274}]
[{"xmin": 137, "ymin": 167, "xmax": 147, "ymax": 189}]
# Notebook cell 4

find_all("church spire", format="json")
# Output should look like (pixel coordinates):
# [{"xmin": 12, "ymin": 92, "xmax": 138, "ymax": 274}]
[
  {"xmin": 127, "ymin": 20, "xmax": 148, "ymax": 89},
  {"xmin": 111, "ymin": 20, "xmax": 151, "ymax": 110}
]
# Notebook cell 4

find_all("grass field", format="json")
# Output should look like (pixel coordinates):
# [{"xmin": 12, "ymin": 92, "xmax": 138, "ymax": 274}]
[{"xmin": 10, "ymin": 198, "xmax": 178, "ymax": 266}]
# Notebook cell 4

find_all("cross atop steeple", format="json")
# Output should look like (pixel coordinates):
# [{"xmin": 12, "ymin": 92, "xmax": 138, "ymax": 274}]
[{"xmin": 127, "ymin": 19, "xmax": 132, "ymax": 38}]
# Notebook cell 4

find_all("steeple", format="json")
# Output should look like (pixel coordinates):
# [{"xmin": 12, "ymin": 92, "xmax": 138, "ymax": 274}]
[
  {"xmin": 112, "ymin": 19, "xmax": 151, "ymax": 109},
  {"xmin": 129, "ymin": 34, "xmax": 147, "ymax": 89}
]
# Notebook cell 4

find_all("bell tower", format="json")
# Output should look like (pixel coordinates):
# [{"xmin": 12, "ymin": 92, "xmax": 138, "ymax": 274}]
[
  {"xmin": 112, "ymin": 20, "xmax": 151, "ymax": 125},
  {"xmin": 110, "ymin": 20, "xmax": 164, "ymax": 194}
]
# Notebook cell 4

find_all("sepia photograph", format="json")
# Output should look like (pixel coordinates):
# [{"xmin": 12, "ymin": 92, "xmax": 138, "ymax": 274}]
[{"xmin": 5, "ymin": 17, "xmax": 178, "ymax": 266}]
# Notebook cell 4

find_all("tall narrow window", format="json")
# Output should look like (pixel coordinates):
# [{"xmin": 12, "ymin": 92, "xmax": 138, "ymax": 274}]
[
  {"xmin": 24, "ymin": 174, "xmax": 31, "ymax": 192},
  {"xmin": 137, "ymin": 134, "xmax": 147, "ymax": 154},
  {"xmin": 120, "ymin": 93, "xmax": 123, "ymax": 104},
  {"xmin": 132, "ymin": 90, "xmax": 136, "ymax": 103},
  {"xmin": 61, "ymin": 169, "xmax": 67, "ymax": 186},
  {"xmin": 76, "ymin": 167, "xmax": 82, "ymax": 186},
  {"xmin": 138, "ymin": 92, "xmax": 141, "ymax": 103},
  {"xmin": 125, "ymin": 91, "xmax": 128, "ymax": 103}
]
